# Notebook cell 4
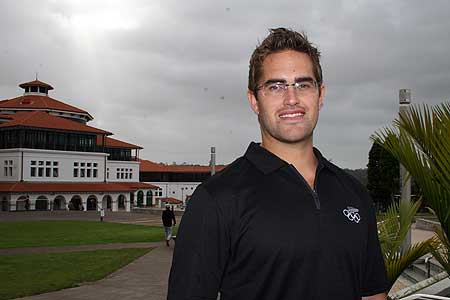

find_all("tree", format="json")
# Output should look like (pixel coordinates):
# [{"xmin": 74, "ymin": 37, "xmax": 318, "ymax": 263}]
[
  {"xmin": 378, "ymin": 199, "xmax": 436, "ymax": 296},
  {"xmin": 367, "ymin": 142, "xmax": 400, "ymax": 211},
  {"xmin": 372, "ymin": 102, "xmax": 450, "ymax": 276}
]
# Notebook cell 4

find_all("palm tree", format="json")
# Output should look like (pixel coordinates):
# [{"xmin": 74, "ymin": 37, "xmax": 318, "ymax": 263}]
[
  {"xmin": 372, "ymin": 102, "xmax": 450, "ymax": 275},
  {"xmin": 378, "ymin": 199, "xmax": 437, "ymax": 288}
]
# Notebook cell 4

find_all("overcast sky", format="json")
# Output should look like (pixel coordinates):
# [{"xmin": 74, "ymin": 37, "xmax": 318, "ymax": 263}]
[{"xmin": 1, "ymin": 0, "xmax": 449, "ymax": 169}]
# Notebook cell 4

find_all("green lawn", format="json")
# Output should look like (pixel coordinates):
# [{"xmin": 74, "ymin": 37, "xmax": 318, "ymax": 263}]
[
  {"xmin": 0, "ymin": 220, "xmax": 169, "ymax": 248},
  {"xmin": 0, "ymin": 248, "xmax": 152, "ymax": 300}
]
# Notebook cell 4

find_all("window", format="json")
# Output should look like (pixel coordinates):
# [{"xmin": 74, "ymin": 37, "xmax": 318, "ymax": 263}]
[
  {"xmin": 46, "ymin": 161, "xmax": 51, "ymax": 166},
  {"xmin": 74, "ymin": 169, "xmax": 78, "ymax": 177},
  {"xmin": 53, "ymin": 161, "xmax": 58, "ymax": 166},
  {"xmin": 45, "ymin": 167, "xmax": 51, "ymax": 177},
  {"xmin": 31, "ymin": 167, "xmax": 36, "ymax": 177},
  {"xmin": 38, "ymin": 167, "xmax": 43, "ymax": 177},
  {"xmin": 53, "ymin": 168, "xmax": 59, "ymax": 177},
  {"xmin": 130, "ymin": 173, "xmax": 133, "ymax": 179},
  {"xmin": 73, "ymin": 161, "xmax": 97, "ymax": 179},
  {"xmin": 31, "ymin": 161, "xmax": 36, "ymax": 165},
  {"xmin": 3, "ymin": 167, "xmax": 7, "ymax": 177}
]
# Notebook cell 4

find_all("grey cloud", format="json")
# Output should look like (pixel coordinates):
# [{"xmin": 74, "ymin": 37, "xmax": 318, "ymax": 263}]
[{"xmin": 1, "ymin": 0, "xmax": 449, "ymax": 168}]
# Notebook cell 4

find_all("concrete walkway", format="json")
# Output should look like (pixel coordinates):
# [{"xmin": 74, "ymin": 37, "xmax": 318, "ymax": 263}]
[
  {"xmin": 14, "ymin": 243, "xmax": 174, "ymax": 300},
  {"xmin": 0, "ymin": 242, "xmax": 164, "ymax": 256}
]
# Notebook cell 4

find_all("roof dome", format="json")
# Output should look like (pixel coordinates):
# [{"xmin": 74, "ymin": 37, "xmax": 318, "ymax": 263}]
[{"xmin": 19, "ymin": 80, "xmax": 54, "ymax": 96}]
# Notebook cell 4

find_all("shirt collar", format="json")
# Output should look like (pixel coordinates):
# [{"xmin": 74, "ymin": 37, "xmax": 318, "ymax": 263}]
[{"xmin": 244, "ymin": 142, "xmax": 334, "ymax": 175}]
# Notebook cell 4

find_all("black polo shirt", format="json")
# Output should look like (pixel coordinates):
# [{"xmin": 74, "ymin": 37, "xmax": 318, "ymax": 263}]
[{"xmin": 168, "ymin": 142, "xmax": 389, "ymax": 300}]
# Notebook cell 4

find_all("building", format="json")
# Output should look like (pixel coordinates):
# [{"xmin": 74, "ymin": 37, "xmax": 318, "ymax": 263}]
[
  {"xmin": 139, "ymin": 159, "xmax": 225, "ymax": 208},
  {"xmin": 0, "ymin": 79, "xmax": 156, "ymax": 212}
]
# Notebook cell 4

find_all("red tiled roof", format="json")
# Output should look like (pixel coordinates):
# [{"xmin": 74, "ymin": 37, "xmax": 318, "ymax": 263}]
[
  {"xmin": 0, "ymin": 114, "xmax": 14, "ymax": 121},
  {"xmin": 139, "ymin": 159, "xmax": 226, "ymax": 173},
  {"xmin": 0, "ymin": 111, "xmax": 112, "ymax": 135},
  {"xmin": 19, "ymin": 80, "xmax": 54, "ymax": 90},
  {"xmin": 0, "ymin": 95, "xmax": 90, "ymax": 116},
  {"xmin": 158, "ymin": 197, "xmax": 183, "ymax": 204},
  {"xmin": 96, "ymin": 136, "xmax": 143, "ymax": 149},
  {"xmin": 0, "ymin": 182, "xmax": 157, "ymax": 193}
]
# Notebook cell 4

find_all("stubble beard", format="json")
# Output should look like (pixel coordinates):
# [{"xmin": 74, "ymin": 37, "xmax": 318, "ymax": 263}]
[{"xmin": 258, "ymin": 114, "xmax": 317, "ymax": 146}]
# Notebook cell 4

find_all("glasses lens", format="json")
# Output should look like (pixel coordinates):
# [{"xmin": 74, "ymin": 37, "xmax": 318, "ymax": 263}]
[{"xmin": 264, "ymin": 83, "xmax": 285, "ymax": 96}]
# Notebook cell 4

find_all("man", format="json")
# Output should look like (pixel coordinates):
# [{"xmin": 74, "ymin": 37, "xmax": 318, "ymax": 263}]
[
  {"xmin": 162, "ymin": 204, "xmax": 176, "ymax": 247},
  {"xmin": 168, "ymin": 28, "xmax": 389, "ymax": 300}
]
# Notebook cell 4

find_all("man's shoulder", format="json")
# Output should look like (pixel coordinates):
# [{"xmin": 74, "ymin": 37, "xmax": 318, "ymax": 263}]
[{"xmin": 197, "ymin": 155, "xmax": 257, "ymax": 198}]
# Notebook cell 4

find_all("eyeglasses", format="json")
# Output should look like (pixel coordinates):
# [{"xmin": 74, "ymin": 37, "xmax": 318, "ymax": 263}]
[{"xmin": 256, "ymin": 80, "xmax": 319, "ymax": 98}]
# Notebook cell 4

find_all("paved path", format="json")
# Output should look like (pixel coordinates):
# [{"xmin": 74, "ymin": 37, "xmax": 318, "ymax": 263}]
[
  {"xmin": 14, "ymin": 244, "xmax": 174, "ymax": 300},
  {"xmin": 0, "ymin": 242, "xmax": 164, "ymax": 256}
]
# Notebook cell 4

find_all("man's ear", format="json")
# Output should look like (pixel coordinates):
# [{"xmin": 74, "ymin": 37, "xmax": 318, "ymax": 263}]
[
  {"xmin": 318, "ymin": 83, "xmax": 325, "ymax": 110},
  {"xmin": 247, "ymin": 90, "xmax": 259, "ymax": 115}
]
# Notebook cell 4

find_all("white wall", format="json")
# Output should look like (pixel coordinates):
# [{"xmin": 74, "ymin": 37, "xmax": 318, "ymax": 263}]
[
  {"xmin": 0, "ymin": 151, "xmax": 22, "ymax": 181},
  {"xmin": 0, "ymin": 148, "xmax": 108, "ymax": 182},
  {"xmin": 148, "ymin": 181, "xmax": 199, "ymax": 203},
  {"xmin": 107, "ymin": 160, "xmax": 140, "ymax": 182}
]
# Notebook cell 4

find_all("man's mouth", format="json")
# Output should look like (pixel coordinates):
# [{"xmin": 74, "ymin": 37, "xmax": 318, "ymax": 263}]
[{"xmin": 279, "ymin": 110, "xmax": 305, "ymax": 119}]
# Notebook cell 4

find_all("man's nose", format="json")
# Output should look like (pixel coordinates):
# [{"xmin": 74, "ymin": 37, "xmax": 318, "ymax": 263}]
[{"xmin": 283, "ymin": 85, "xmax": 300, "ymax": 105}]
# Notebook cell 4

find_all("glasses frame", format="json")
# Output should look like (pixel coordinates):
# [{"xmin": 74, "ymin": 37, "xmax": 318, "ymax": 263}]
[{"xmin": 256, "ymin": 79, "xmax": 320, "ymax": 98}]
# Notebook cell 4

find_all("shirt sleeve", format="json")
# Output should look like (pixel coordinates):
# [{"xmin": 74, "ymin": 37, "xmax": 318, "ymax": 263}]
[
  {"xmin": 167, "ymin": 185, "xmax": 231, "ymax": 300},
  {"xmin": 361, "ymin": 198, "xmax": 391, "ymax": 297}
]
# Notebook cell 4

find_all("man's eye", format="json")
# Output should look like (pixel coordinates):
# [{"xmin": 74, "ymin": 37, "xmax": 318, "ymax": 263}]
[
  {"xmin": 267, "ymin": 84, "xmax": 283, "ymax": 91},
  {"xmin": 297, "ymin": 82, "xmax": 313, "ymax": 89}
]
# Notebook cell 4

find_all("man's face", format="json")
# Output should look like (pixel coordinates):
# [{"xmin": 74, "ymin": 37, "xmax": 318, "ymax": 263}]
[{"xmin": 248, "ymin": 50, "xmax": 325, "ymax": 147}]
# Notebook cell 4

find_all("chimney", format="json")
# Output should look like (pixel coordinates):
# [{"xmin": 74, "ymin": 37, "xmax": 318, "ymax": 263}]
[{"xmin": 210, "ymin": 147, "xmax": 216, "ymax": 176}]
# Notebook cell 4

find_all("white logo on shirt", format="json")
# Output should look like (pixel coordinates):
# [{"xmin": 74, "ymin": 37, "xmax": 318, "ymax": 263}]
[{"xmin": 343, "ymin": 206, "xmax": 361, "ymax": 223}]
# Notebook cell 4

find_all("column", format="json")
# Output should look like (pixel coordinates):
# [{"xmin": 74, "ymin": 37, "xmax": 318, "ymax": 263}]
[
  {"xmin": 125, "ymin": 197, "xmax": 131, "ymax": 212},
  {"xmin": 82, "ymin": 196, "xmax": 87, "ymax": 211},
  {"xmin": 29, "ymin": 195, "xmax": 36, "ymax": 210},
  {"xmin": 98, "ymin": 195, "xmax": 103, "ymax": 211},
  {"xmin": 9, "ymin": 196, "xmax": 17, "ymax": 211},
  {"xmin": 112, "ymin": 195, "xmax": 118, "ymax": 212}
]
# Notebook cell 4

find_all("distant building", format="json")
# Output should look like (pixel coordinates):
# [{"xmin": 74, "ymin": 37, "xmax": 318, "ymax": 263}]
[
  {"xmin": 139, "ymin": 159, "xmax": 226, "ymax": 208},
  {"xmin": 0, "ymin": 79, "xmax": 156, "ymax": 212}
]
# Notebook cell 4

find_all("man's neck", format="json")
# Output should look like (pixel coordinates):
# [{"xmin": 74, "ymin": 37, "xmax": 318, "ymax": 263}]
[{"xmin": 261, "ymin": 137, "xmax": 318, "ymax": 187}]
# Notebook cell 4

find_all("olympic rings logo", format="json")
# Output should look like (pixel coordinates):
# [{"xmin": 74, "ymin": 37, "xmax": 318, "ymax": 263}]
[{"xmin": 343, "ymin": 207, "xmax": 361, "ymax": 223}]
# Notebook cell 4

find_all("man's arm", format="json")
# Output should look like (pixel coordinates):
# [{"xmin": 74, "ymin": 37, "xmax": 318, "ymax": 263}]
[
  {"xmin": 362, "ymin": 293, "xmax": 387, "ymax": 300},
  {"xmin": 171, "ymin": 211, "xmax": 176, "ymax": 225},
  {"xmin": 167, "ymin": 186, "xmax": 230, "ymax": 300}
]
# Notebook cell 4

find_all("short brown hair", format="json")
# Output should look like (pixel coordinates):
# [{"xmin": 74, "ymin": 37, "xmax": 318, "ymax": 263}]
[{"xmin": 248, "ymin": 28, "xmax": 323, "ymax": 95}]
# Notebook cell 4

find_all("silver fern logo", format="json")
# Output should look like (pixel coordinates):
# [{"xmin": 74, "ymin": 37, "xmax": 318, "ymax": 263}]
[{"xmin": 343, "ymin": 207, "xmax": 361, "ymax": 223}]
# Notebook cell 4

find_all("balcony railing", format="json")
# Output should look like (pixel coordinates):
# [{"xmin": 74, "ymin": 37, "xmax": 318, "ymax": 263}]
[{"xmin": 401, "ymin": 294, "xmax": 450, "ymax": 300}]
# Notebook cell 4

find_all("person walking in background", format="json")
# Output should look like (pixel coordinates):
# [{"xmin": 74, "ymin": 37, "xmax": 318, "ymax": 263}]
[{"xmin": 162, "ymin": 204, "xmax": 176, "ymax": 247}]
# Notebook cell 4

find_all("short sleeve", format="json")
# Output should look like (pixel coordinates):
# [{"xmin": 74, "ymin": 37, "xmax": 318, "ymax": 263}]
[
  {"xmin": 167, "ymin": 185, "xmax": 231, "ymax": 300},
  {"xmin": 361, "ymin": 199, "xmax": 391, "ymax": 297}
]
